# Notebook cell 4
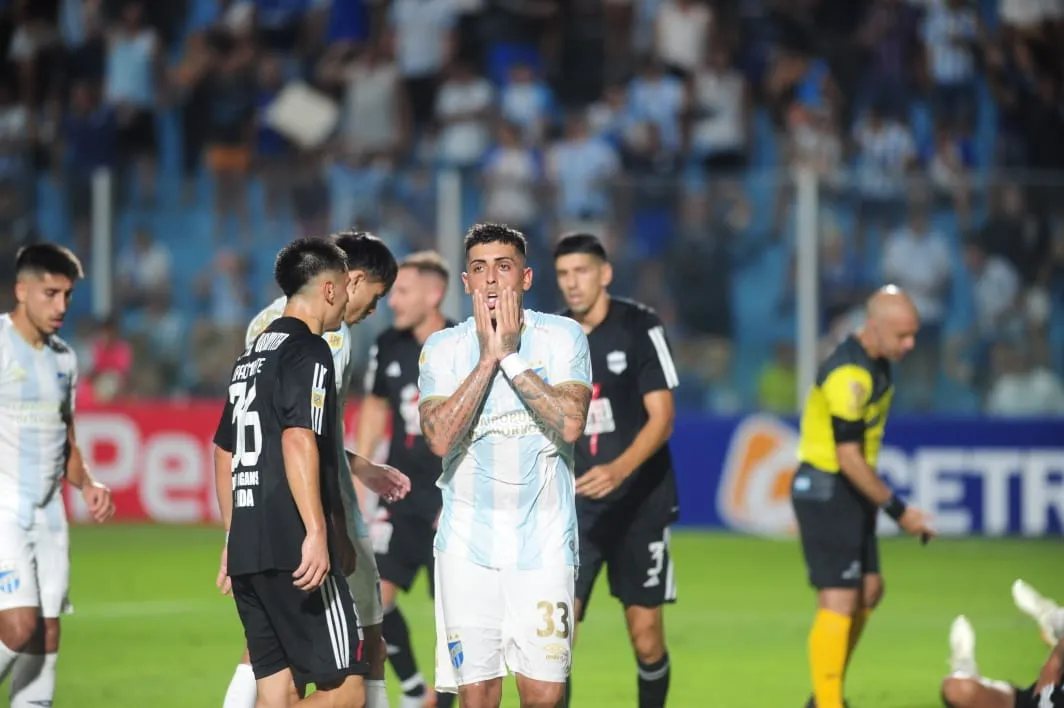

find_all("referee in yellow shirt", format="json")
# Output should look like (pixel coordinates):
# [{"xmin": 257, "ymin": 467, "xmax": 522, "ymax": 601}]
[{"xmin": 792, "ymin": 286, "xmax": 937, "ymax": 708}]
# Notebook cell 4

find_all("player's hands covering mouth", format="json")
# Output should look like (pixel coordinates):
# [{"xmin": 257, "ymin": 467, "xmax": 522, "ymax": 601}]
[{"xmin": 474, "ymin": 288, "xmax": 522, "ymax": 363}]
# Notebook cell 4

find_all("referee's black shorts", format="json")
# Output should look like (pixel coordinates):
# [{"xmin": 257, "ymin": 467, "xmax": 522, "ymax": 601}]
[
  {"xmin": 232, "ymin": 570, "xmax": 369, "ymax": 687},
  {"xmin": 790, "ymin": 463, "xmax": 880, "ymax": 590}
]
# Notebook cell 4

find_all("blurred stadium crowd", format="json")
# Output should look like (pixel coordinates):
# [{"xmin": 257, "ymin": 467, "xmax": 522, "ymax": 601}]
[{"xmin": 0, "ymin": 0, "xmax": 1062, "ymax": 416}]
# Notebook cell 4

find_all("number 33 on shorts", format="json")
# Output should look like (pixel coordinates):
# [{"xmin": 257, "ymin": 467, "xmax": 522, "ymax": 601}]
[{"xmin": 534, "ymin": 600, "xmax": 573, "ymax": 673}]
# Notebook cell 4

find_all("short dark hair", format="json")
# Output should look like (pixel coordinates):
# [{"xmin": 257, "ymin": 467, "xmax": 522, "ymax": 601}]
[
  {"xmin": 463, "ymin": 223, "xmax": 527, "ymax": 257},
  {"xmin": 15, "ymin": 243, "xmax": 84, "ymax": 281},
  {"xmin": 400, "ymin": 250, "xmax": 450, "ymax": 285},
  {"xmin": 553, "ymin": 233, "xmax": 608, "ymax": 262},
  {"xmin": 330, "ymin": 231, "xmax": 398, "ymax": 290},
  {"xmin": 274, "ymin": 238, "xmax": 349, "ymax": 298}
]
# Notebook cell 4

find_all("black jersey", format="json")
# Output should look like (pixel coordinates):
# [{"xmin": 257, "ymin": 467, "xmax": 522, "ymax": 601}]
[
  {"xmin": 364, "ymin": 322, "xmax": 455, "ymax": 519},
  {"xmin": 562, "ymin": 298, "xmax": 680, "ymax": 524},
  {"xmin": 214, "ymin": 317, "xmax": 344, "ymax": 576}
]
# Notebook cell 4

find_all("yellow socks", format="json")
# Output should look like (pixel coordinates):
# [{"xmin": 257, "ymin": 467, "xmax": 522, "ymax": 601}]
[
  {"xmin": 809, "ymin": 609, "xmax": 852, "ymax": 708},
  {"xmin": 845, "ymin": 608, "xmax": 873, "ymax": 672}
]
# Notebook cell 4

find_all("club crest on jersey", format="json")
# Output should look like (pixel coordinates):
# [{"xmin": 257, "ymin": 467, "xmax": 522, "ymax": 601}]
[
  {"xmin": 0, "ymin": 561, "xmax": 20, "ymax": 594},
  {"xmin": 447, "ymin": 636, "xmax": 464, "ymax": 669},
  {"xmin": 606, "ymin": 350, "xmax": 627, "ymax": 375}
]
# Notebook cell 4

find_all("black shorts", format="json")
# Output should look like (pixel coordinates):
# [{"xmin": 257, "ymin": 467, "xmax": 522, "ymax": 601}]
[
  {"xmin": 574, "ymin": 504, "xmax": 676, "ymax": 620},
  {"xmin": 232, "ymin": 571, "xmax": 369, "ymax": 687},
  {"xmin": 1015, "ymin": 680, "xmax": 1064, "ymax": 708},
  {"xmin": 374, "ymin": 511, "xmax": 436, "ymax": 594},
  {"xmin": 791, "ymin": 463, "xmax": 880, "ymax": 589}
]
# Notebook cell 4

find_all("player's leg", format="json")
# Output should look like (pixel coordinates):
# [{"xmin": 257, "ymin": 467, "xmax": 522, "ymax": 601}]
[
  {"xmin": 0, "ymin": 508, "xmax": 40, "ymax": 684},
  {"xmin": 222, "ymin": 647, "xmax": 257, "ymax": 708},
  {"xmin": 347, "ymin": 530, "xmax": 387, "ymax": 708},
  {"xmin": 424, "ymin": 557, "xmax": 455, "ymax": 708},
  {"xmin": 1013, "ymin": 579, "xmax": 1064, "ymax": 646},
  {"xmin": 434, "ymin": 553, "xmax": 507, "ymax": 708},
  {"xmin": 230, "ymin": 574, "xmax": 301, "ymax": 708},
  {"xmin": 939, "ymin": 616, "xmax": 1016, "ymax": 708},
  {"xmin": 843, "ymin": 523, "xmax": 886, "ymax": 679},
  {"xmin": 609, "ymin": 522, "xmax": 677, "ymax": 708},
  {"xmin": 506, "ymin": 563, "xmax": 575, "ymax": 708},
  {"xmin": 9, "ymin": 506, "xmax": 66, "ymax": 708},
  {"xmin": 563, "ymin": 526, "xmax": 606, "ymax": 708},
  {"xmin": 376, "ymin": 514, "xmax": 435, "ymax": 708},
  {"xmin": 792, "ymin": 483, "xmax": 867, "ymax": 708}
]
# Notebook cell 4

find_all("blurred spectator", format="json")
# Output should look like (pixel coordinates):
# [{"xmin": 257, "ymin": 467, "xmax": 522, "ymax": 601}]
[
  {"xmin": 171, "ymin": 29, "xmax": 213, "ymax": 203},
  {"xmin": 855, "ymin": 0, "xmax": 920, "ymax": 120},
  {"xmin": 979, "ymin": 183, "xmax": 1051, "ymax": 288},
  {"xmin": 818, "ymin": 213, "xmax": 866, "ymax": 330},
  {"xmin": 480, "ymin": 121, "xmax": 541, "ymax": 235},
  {"xmin": 77, "ymin": 315, "xmax": 133, "ymax": 404},
  {"xmin": 654, "ymin": 0, "xmax": 712, "ymax": 79},
  {"xmin": 8, "ymin": 0, "xmax": 63, "ymax": 108},
  {"xmin": 852, "ymin": 102, "xmax": 916, "ymax": 249},
  {"xmin": 388, "ymin": 0, "xmax": 456, "ymax": 132},
  {"xmin": 0, "ymin": 78, "xmax": 29, "ymax": 234},
  {"xmin": 104, "ymin": 0, "xmax": 161, "ymax": 204},
  {"xmin": 757, "ymin": 341, "xmax": 797, "ymax": 414},
  {"xmin": 923, "ymin": 120, "xmax": 974, "ymax": 226},
  {"xmin": 194, "ymin": 249, "xmax": 253, "ymax": 328},
  {"xmin": 546, "ymin": 112, "xmax": 620, "ymax": 231},
  {"xmin": 115, "ymin": 227, "xmax": 171, "ymax": 310},
  {"xmin": 586, "ymin": 83, "xmax": 632, "ymax": 144},
  {"xmin": 126, "ymin": 290, "xmax": 186, "ymax": 396},
  {"xmin": 984, "ymin": 341, "xmax": 1064, "ymax": 416},
  {"xmin": 626, "ymin": 57, "xmax": 686, "ymax": 152},
  {"xmin": 57, "ymin": 80, "xmax": 117, "ymax": 254},
  {"xmin": 203, "ymin": 40, "xmax": 256, "ymax": 242},
  {"xmin": 689, "ymin": 46, "xmax": 750, "ymax": 177},
  {"xmin": 254, "ymin": 51, "xmax": 294, "ymax": 216},
  {"xmin": 434, "ymin": 60, "xmax": 495, "ymax": 168},
  {"xmin": 919, "ymin": 0, "xmax": 981, "ymax": 126},
  {"xmin": 499, "ymin": 61, "xmax": 554, "ymax": 145}
]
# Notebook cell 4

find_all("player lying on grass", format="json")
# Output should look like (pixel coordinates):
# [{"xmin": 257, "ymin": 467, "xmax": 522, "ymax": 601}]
[{"xmin": 941, "ymin": 580, "xmax": 1064, "ymax": 708}]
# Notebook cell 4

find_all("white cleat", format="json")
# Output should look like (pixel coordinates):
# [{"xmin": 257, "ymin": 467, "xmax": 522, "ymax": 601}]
[
  {"xmin": 949, "ymin": 615, "xmax": 978, "ymax": 677},
  {"xmin": 1012, "ymin": 579, "xmax": 1061, "ymax": 645}
]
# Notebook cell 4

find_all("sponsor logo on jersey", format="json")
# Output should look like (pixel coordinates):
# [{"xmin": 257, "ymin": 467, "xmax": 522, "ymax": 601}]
[
  {"xmin": 606, "ymin": 350, "xmax": 627, "ymax": 375},
  {"xmin": 716, "ymin": 414, "xmax": 798, "ymax": 537}
]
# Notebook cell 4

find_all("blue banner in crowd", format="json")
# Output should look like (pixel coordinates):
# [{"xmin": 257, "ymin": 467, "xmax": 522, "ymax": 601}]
[{"xmin": 671, "ymin": 414, "xmax": 1064, "ymax": 537}]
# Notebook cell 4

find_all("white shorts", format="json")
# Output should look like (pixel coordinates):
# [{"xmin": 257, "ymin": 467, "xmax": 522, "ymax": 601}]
[
  {"xmin": 433, "ymin": 552, "xmax": 575, "ymax": 693},
  {"xmin": 0, "ymin": 504, "xmax": 70, "ymax": 618},
  {"xmin": 346, "ymin": 529, "xmax": 383, "ymax": 627}
]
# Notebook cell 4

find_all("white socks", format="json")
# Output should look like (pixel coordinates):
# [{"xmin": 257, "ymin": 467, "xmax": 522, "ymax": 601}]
[
  {"xmin": 365, "ymin": 679, "xmax": 388, "ymax": 708},
  {"xmin": 0, "ymin": 640, "xmax": 17, "ymax": 684},
  {"xmin": 223, "ymin": 663, "xmax": 257, "ymax": 708},
  {"xmin": 10, "ymin": 652, "xmax": 57, "ymax": 708}
]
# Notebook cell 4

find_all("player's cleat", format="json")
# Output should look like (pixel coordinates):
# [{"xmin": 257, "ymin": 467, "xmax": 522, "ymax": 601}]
[
  {"xmin": 948, "ymin": 615, "xmax": 978, "ymax": 677},
  {"xmin": 803, "ymin": 697, "xmax": 850, "ymax": 707},
  {"xmin": 1012, "ymin": 579, "xmax": 1062, "ymax": 646}
]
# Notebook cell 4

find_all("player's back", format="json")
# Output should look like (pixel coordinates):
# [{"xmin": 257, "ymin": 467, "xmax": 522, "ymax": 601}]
[
  {"xmin": 224, "ymin": 317, "xmax": 339, "ymax": 576},
  {"xmin": 0, "ymin": 314, "xmax": 78, "ymax": 523},
  {"xmin": 422, "ymin": 310, "xmax": 587, "ymax": 570},
  {"xmin": 797, "ymin": 334, "xmax": 893, "ymax": 474}
]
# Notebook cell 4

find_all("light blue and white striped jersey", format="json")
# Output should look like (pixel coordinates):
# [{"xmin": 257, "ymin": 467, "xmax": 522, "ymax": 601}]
[
  {"xmin": 419, "ymin": 309, "xmax": 593, "ymax": 570},
  {"xmin": 245, "ymin": 297, "xmax": 368, "ymax": 539},
  {"xmin": 0, "ymin": 314, "xmax": 78, "ymax": 530}
]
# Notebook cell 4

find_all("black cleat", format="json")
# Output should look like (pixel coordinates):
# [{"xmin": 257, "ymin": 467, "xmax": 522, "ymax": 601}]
[{"xmin": 805, "ymin": 698, "xmax": 851, "ymax": 708}]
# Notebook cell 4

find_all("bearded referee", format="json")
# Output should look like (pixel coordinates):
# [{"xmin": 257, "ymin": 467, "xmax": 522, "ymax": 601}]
[
  {"xmin": 553, "ymin": 233, "xmax": 679, "ymax": 708},
  {"xmin": 791, "ymin": 286, "xmax": 936, "ymax": 708}
]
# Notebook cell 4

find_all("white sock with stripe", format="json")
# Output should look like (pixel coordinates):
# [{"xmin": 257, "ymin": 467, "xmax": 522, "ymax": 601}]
[
  {"xmin": 364, "ymin": 679, "xmax": 387, "ymax": 708},
  {"xmin": 223, "ymin": 663, "xmax": 257, "ymax": 708},
  {"xmin": 10, "ymin": 652, "xmax": 57, "ymax": 708}
]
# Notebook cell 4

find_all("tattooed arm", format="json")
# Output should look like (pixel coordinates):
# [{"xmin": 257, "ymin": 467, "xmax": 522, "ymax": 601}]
[
  {"xmin": 509, "ymin": 374, "xmax": 592, "ymax": 443},
  {"xmin": 419, "ymin": 360, "xmax": 497, "ymax": 457}
]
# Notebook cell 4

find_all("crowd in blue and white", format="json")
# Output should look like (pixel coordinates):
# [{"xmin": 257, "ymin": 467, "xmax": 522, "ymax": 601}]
[{"xmin": 0, "ymin": 0, "xmax": 1062, "ymax": 416}]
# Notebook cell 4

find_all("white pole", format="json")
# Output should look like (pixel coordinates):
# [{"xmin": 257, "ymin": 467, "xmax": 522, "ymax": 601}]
[
  {"xmin": 90, "ymin": 167, "xmax": 113, "ymax": 320},
  {"xmin": 794, "ymin": 167, "xmax": 819, "ymax": 412},
  {"xmin": 436, "ymin": 169, "xmax": 464, "ymax": 321}
]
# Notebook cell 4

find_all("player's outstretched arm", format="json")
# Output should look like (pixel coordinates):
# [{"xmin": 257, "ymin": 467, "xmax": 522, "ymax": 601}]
[{"xmin": 419, "ymin": 359, "xmax": 496, "ymax": 458}]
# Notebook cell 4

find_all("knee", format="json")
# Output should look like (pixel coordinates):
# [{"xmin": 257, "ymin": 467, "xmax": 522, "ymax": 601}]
[
  {"xmin": 863, "ymin": 576, "xmax": 885, "ymax": 609},
  {"xmin": 520, "ymin": 682, "xmax": 565, "ymax": 708},
  {"xmin": 0, "ymin": 608, "xmax": 40, "ymax": 651},
  {"xmin": 626, "ymin": 614, "xmax": 665, "ymax": 665},
  {"xmin": 940, "ymin": 676, "xmax": 975, "ymax": 707}
]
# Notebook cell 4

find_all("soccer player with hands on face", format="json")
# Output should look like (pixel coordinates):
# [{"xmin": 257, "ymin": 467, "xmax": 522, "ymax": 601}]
[{"xmin": 418, "ymin": 224, "xmax": 592, "ymax": 708}]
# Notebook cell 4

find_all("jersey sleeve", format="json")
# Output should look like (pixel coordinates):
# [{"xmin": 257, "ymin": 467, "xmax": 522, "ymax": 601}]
[
  {"xmin": 418, "ymin": 332, "xmax": 459, "ymax": 402},
  {"xmin": 277, "ymin": 341, "xmax": 335, "ymax": 435},
  {"xmin": 213, "ymin": 386, "xmax": 236, "ymax": 452},
  {"xmin": 552, "ymin": 320, "xmax": 593, "ymax": 389},
  {"xmin": 633, "ymin": 312, "xmax": 680, "ymax": 395},
  {"xmin": 820, "ymin": 364, "xmax": 873, "ymax": 444},
  {"xmin": 62, "ymin": 352, "xmax": 78, "ymax": 421}
]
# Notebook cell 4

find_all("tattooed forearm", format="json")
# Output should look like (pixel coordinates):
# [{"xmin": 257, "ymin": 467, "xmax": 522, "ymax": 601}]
[
  {"xmin": 509, "ymin": 374, "xmax": 592, "ymax": 443},
  {"xmin": 419, "ymin": 361, "xmax": 497, "ymax": 457}
]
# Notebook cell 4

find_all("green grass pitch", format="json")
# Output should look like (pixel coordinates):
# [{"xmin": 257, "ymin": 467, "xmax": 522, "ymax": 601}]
[{"xmin": 5, "ymin": 525, "xmax": 1059, "ymax": 706}]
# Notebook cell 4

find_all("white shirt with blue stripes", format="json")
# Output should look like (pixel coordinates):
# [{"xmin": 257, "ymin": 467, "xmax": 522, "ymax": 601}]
[{"xmin": 419, "ymin": 309, "xmax": 593, "ymax": 570}]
